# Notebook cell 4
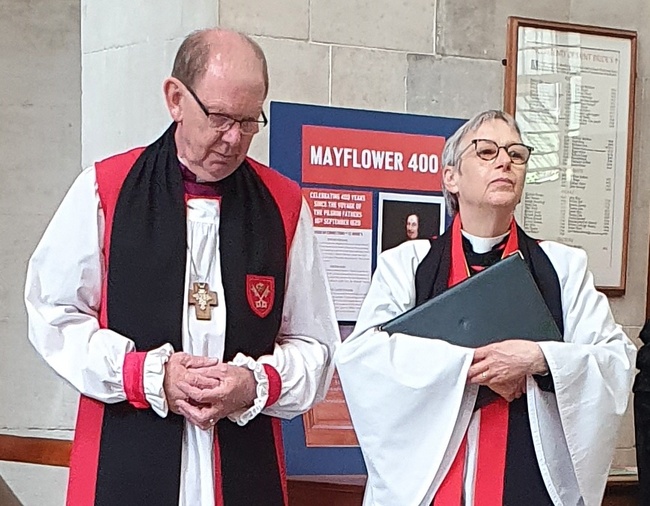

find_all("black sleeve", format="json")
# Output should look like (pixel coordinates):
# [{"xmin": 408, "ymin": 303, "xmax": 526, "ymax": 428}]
[
  {"xmin": 473, "ymin": 386, "xmax": 500, "ymax": 411},
  {"xmin": 533, "ymin": 372, "xmax": 555, "ymax": 392}
]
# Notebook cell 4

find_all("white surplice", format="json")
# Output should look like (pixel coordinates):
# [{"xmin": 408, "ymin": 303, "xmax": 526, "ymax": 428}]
[
  {"xmin": 25, "ymin": 166, "xmax": 340, "ymax": 506},
  {"xmin": 335, "ymin": 235, "xmax": 636, "ymax": 506}
]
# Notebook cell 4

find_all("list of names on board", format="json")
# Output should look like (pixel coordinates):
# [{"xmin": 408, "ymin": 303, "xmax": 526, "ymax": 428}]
[{"xmin": 513, "ymin": 27, "xmax": 631, "ymax": 288}]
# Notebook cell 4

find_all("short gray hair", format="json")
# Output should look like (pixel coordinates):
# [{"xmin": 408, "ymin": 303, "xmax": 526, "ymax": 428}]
[
  {"xmin": 172, "ymin": 29, "xmax": 269, "ymax": 96},
  {"xmin": 441, "ymin": 110, "xmax": 521, "ymax": 217}
]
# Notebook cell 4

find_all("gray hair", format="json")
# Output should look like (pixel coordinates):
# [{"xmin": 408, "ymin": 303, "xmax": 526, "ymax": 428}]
[
  {"xmin": 441, "ymin": 110, "xmax": 521, "ymax": 217},
  {"xmin": 171, "ymin": 29, "xmax": 269, "ymax": 96}
]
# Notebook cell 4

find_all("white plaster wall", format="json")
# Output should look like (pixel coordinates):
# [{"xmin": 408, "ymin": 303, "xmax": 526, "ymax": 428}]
[{"xmin": 81, "ymin": 0, "xmax": 218, "ymax": 168}]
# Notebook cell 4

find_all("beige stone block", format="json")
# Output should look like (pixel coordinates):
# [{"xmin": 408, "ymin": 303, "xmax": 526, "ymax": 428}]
[
  {"xmin": 569, "ymin": 0, "xmax": 645, "ymax": 33},
  {"xmin": 238, "ymin": 38, "xmax": 329, "ymax": 166},
  {"xmin": 0, "ymin": 462, "xmax": 68, "ymax": 506},
  {"xmin": 252, "ymin": 37, "xmax": 330, "ymax": 105},
  {"xmin": 608, "ymin": 241, "xmax": 647, "ymax": 326},
  {"xmin": 0, "ymin": 2, "xmax": 80, "ymax": 206},
  {"xmin": 248, "ymin": 127, "xmax": 270, "ymax": 167},
  {"xmin": 0, "ymin": 0, "xmax": 79, "ymax": 50},
  {"xmin": 609, "ymin": 81, "xmax": 650, "ymax": 327},
  {"xmin": 220, "ymin": 0, "xmax": 308, "ymax": 39},
  {"xmin": 0, "ymin": 164, "xmax": 77, "ymax": 219},
  {"xmin": 82, "ymin": 0, "xmax": 188, "ymax": 53},
  {"xmin": 612, "ymin": 447, "xmax": 638, "ymax": 468},
  {"xmin": 0, "ymin": 213, "xmax": 49, "ymax": 320},
  {"xmin": 570, "ymin": 0, "xmax": 650, "ymax": 78},
  {"xmin": 311, "ymin": 0, "xmax": 435, "ymax": 53},
  {"xmin": 331, "ymin": 47, "xmax": 407, "ymax": 112},
  {"xmin": 630, "ymin": 79, "xmax": 650, "ymax": 211},
  {"xmin": 0, "ymin": 320, "xmax": 78, "ymax": 430},
  {"xmin": 638, "ymin": 23, "xmax": 650, "ymax": 79},
  {"xmin": 624, "ymin": 326, "xmax": 644, "ymax": 348},
  {"xmin": 617, "ymin": 394, "xmax": 636, "ymax": 448},
  {"xmin": 407, "ymin": 55, "xmax": 503, "ymax": 119},
  {"xmin": 0, "ymin": 2, "xmax": 80, "ymax": 108},
  {"xmin": 0, "ymin": 104, "xmax": 80, "ymax": 216},
  {"xmin": 180, "ymin": 0, "xmax": 219, "ymax": 33},
  {"xmin": 81, "ymin": 41, "xmax": 179, "ymax": 167},
  {"xmin": 0, "ymin": 0, "xmax": 81, "ymax": 206},
  {"xmin": 437, "ymin": 0, "xmax": 570, "ymax": 60}
]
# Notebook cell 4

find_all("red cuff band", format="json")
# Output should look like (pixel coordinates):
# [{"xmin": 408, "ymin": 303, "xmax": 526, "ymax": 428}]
[
  {"xmin": 263, "ymin": 364, "xmax": 282, "ymax": 407},
  {"xmin": 123, "ymin": 352, "xmax": 150, "ymax": 409}
]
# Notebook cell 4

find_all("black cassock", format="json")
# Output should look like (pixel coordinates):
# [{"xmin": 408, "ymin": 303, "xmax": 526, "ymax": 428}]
[{"xmin": 634, "ymin": 320, "xmax": 650, "ymax": 505}]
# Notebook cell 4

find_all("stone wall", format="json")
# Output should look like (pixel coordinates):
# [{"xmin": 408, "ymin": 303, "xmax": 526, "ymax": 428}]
[{"xmin": 1, "ymin": 0, "xmax": 647, "ymax": 503}]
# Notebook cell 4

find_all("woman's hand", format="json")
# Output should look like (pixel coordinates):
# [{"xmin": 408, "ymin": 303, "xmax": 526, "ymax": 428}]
[{"xmin": 467, "ymin": 340, "xmax": 548, "ymax": 400}]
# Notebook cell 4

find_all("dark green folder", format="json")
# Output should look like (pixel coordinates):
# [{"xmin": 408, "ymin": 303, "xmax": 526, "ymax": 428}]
[{"xmin": 380, "ymin": 252, "xmax": 562, "ymax": 346}]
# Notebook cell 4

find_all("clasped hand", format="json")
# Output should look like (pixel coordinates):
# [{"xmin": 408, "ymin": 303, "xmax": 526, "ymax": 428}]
[
  {"xmin": 163, "ymin": 352, "xmax": 257, "ymax": 430},
  {"xmin": 466, "ymin": 340, "xmax": 548, "ymax": 402}
]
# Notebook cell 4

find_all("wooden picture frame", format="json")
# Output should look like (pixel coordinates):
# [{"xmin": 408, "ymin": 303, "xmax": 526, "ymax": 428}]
[{"xmin": 504, "ymin": 17, "xmax": 637, "ymax": 295}]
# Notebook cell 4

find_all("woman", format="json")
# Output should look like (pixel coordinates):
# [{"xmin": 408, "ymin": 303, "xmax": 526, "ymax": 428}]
[{"xmin": 336, "ymin": 110, "xmax": 636, "ymax": 506}]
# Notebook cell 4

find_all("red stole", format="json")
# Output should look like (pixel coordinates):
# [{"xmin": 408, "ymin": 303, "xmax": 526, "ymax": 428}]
[{"xmin": 433, "ymin": 215, "xmax": 519, "ymax": 506}]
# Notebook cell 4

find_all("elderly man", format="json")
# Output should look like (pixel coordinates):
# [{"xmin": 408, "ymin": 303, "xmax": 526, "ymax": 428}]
[
  {"xmin": 336, "ymin": 110, "xmax": 635, "ymax": 506},
  {"xmin": 25, "ymin": 29, "xmax": 339, "ymax": 506}
]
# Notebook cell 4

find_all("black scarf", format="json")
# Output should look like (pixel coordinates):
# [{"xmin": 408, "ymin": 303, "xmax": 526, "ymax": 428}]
[
  {"xmin": 415, "ymin": 223, "xmax": 563, "ymax": 506},
  {"xmin": 95, "ymin": 124, "xmax": 287, "ymax": 506}
]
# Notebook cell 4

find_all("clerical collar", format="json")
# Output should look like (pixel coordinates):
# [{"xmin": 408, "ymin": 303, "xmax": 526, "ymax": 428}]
[
  {"xmin": 178, "ymin": 162, "xmax": 222, "ymax": 197},
  {"xmin": 461, "ymin": 229, "xmax": 509, "ymax": 254}
]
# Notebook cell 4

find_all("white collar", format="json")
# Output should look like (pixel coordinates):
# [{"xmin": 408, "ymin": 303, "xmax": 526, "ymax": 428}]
[{"xmin": 460, "ymin": 229, "xmax": 509, "ymax": 254}]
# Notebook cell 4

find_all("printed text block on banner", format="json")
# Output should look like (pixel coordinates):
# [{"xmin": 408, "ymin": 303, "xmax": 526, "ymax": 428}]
[
  {"xmin": 302, "ymin": 125, "xmax": 445, "ymax": 191},
  {"xmin": 303, "ymin": 188, "xmax": 373, "ymax": 229},
  {"xmin": 302, "ymin": 188, "xmax": 373, "ymax": 322}
]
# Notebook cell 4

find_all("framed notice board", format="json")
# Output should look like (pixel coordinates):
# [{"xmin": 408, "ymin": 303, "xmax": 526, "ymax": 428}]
[{"xmin": 504, "ymin": 17, "xmax": 637, "ymax": 295}]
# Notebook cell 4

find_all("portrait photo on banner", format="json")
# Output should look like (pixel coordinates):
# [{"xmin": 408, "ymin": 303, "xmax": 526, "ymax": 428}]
[{"xmin": 377, "ymin": 192, "xmax": 446, "ymax": 253}]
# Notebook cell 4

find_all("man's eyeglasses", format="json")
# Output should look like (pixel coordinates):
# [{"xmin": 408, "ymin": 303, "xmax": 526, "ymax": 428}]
[
  {"xmin": 461, "ymin": 139, "xmax": 533, "ymax": 165},
  {"xmin": 184, "ymin": 84, "xmax": 268, "ymax": 135}
]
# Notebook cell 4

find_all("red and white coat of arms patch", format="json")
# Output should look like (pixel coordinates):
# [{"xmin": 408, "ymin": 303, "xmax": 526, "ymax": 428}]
[{"xmin": 246, "ymin": 275, "xmax": 275, "ymax": 318}]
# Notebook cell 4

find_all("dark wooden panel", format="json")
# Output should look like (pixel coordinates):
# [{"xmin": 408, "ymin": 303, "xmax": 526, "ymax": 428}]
[
  {"xmin": 288, "ymin": 475, "xmax": 639, "ymax": 506},
  {"xmin": 603, "ymin": 476, "xmax": 639, "ymax": 506},
  {"xmin": 288, "ymin": 476, "xmax": 364, "ymax": 506}
]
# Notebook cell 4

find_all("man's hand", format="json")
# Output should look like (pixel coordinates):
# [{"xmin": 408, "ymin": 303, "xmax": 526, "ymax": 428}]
[
  {"xmin": 163, "ymin": 352, "xmax": 220, "ymax": 415},
  {"xmin": 175, "ymin": 363, "xmax": 257, "ymax": 430},
  {"xmin": 467, "ymin": 340, "xmax": 548, "ymax": 401}
]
